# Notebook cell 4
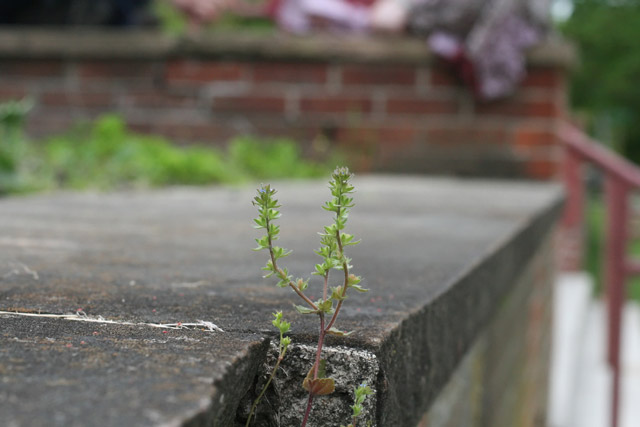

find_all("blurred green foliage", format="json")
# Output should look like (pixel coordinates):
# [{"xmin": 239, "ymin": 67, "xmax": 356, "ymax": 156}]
[
  {"xmin": 43, "ymin": 115, "xmax": 238, "ymax": 189},
  {"xmin": 152, "ymin": 0, "xmax": 188, "ymax": 34},
  {"xmin": 0, "ymin": 104, "xmax": 337, "ymax": 195},
  {"xmin": 0, "ymin": 99, "xmax": 41, "ymax": 194},
  {"xmin": 228, "ymin": 135, "xmax": 331, "ymax": 180},
  {"xmin": 151, "ymin": 0, "xmax": 276, "ymax": 35},
  {"xmin": 561, "ymin": 1, "xmax": 640, "ymax": 301},
  {"xmin": 586, "ymin": 195, "xmax": 640, "ymax": 301},
  {"xmin": 560, "ymin": 0, "xmax": 640, "ymax": 160}
]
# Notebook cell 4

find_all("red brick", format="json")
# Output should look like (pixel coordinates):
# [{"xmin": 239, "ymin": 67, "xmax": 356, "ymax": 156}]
[
  {"xmin": 300, "ymin": 95, "xmax": 371, "ymax": 114},
  {"xmin": 211, "ymin": 95, "xmax": 285, "ymax": 113},
  {"xmin": 336, "ymin": 125, "xmax": 416, "ymax": 146},
  {"xmin": 143, "ymin": 122, "xmax": 237, "ymax": 144},
  {"xmin": 166, "ymin": 60, "xmax": 246, "ymax": 83},
  {"xmin": 521, "ymin": 69, "xmax": 562, "ymax": 88},
  {"xmin": 427, "ymin": 126, "xmax": 507, "ymax": 146},
  {"xmin": 332, "ymin": 125, "xmax": 417, "ymax": 172},
  {"xmin": 513, "ymin": 128, "xmax": 557, "ymax": 149},
  {"xmin": 341, "ymin": 65, "xmax": 415, "ymax": 86},
  {"xmin": 40, "ymin": 91, "xmax": 114, "ymax": 107},
  {"xmin": 0, "ymin": 60, "xmax": 65, "ymax": 78},
  {"xmin": 77, "ymin": 61, "xmax": 159, "ymax": 79},
  {"xmin": 475, "ymin": 99, "xmax": 559, "ymax": 118},
  {"xmin": 120, "ymin": 91, "xmax": 198, "ymax": 108},
  {"xmin": 525, "ymin": 159, "xmax": 559, "ymax": 180},
  {"xmin": 430, "ymin": 69, "xmax": 458, "ymax": 87},
  {"xmin": 387, "ymin": 97, "xmax": 458, "ymax": 115},
  {"xmin": 25, "ymin": 114, "xmax": 76, "ymax": 138},
  {"xmin": 333, "ymin": 138, "xmax": 377, "ymax": 172},
  {"xmin": 250, "ymin": 124, "xmax": 321, "ymax": 142},
  {"xmin": 252, "ymin": 63, "xmax": 327, "ymax": 84},
  {"xmin": 0, "ymin": 86, "xmax": 27, "ymax": 101}
]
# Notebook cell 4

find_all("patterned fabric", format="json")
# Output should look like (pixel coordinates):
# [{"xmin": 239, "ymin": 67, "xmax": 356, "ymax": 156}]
[{"xmin": 409, "ymin": 0, "xmax": 551, "ymax": 99}]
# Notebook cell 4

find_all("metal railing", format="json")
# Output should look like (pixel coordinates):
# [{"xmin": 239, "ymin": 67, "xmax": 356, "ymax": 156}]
[{"xmin": 559, "ymin": 123, "xmax": 640, "ymax": 427}]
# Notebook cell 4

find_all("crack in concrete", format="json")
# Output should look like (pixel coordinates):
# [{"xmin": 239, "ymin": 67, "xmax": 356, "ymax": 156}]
[{"xmin": 0, "ymin": 310, "xmax": 225, "ymax": 332}]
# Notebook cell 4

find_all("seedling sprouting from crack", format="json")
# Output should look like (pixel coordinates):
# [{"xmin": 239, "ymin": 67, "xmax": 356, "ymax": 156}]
[
  {"xmin": 245, "ymin": 311, "xmax": 291, "ymax": 427},
  {"xmin": 252, "ymin": 167, "xmax": 372, "ymax": 426},
  {"xmin": 343, "ymin": 382, "xmax": 374, "ymax": 427}
]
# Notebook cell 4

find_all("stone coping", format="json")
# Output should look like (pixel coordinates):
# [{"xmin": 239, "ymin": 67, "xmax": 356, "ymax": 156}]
[
  {"xmin": 0, "ymin": 176, "xmax": 563, "ymax": 426},
  {"xmin": 0, "ymin": 27, "xmax": 576, "ymax": 67}
]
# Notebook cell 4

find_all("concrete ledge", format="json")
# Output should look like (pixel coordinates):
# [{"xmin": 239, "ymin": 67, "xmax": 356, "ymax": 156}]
[
  {"xmin": 0, "ymin": 176, "xmax": 563, "ymax": 426},
  {"xmin": 0, "ymin": 28, "xmax": 576, "ymax": 67}
]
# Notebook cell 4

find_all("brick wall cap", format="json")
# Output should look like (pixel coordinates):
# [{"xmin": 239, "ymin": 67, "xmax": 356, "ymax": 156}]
[{"xmin": 0, "ymin": 27, "xmax": 576, "ymax": 68}]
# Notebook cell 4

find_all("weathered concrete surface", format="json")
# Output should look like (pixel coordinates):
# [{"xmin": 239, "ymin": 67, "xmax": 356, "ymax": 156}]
[
  {"xmin": 0, "ymin": 176, "xmax": 563, "ymax": 426},
  {"xmin": 0, "ymin": 315, "xmax": 267, "ymax": 427}
]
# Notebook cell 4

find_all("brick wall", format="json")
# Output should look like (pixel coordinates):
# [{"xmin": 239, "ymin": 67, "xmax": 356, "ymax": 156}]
[
  {"xmin": 0, "ymin": 30, "xmax": 574, "ymax": 179},
  {"xmin": 417, "ymin": 232, "xmax": 555, "ymax": 427}
]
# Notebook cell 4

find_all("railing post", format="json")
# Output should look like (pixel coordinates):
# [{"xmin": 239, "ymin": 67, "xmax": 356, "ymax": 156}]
[
  {"xmin": 561, "ymin": 146, "xmax": 585, "ymax": 271},
  {"xmin": 603, "ymin": 176, "xmax": 630, "ymax": 427}
]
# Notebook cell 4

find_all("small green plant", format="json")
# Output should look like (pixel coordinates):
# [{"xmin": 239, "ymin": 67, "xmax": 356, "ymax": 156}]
[
  {"xmin": 342, "ymin": 383, "xmax": 374, "ymax": 427},
  {"xmin": 245, "ymin": 311, "xmax": 291, "ymax": 427},
  {"xmin": 252, "ymin": 167, "xmax": 372, "ymax": 426}
]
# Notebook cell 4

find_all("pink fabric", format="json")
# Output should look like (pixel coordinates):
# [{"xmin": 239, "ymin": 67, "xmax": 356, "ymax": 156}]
[
  {"xmin": 171, "ymin": 0, "xmax": 274, "ymax": 28},
  {"xmin": 276, "ymin": 0, "xmax": 372, "ymax": 33}
]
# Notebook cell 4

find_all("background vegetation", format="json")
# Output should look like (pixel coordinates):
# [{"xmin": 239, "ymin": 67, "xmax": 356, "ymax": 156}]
[
  {"xmin": 560, "ymin": 0, "xmax": 640, "ymax": 161},
  {"xmin": 0, "ymin": 100, "xmax": 338, "ymax": 195},
  {"xmin": 559, "ymin": 0, "xmax": 640, "ymax": 299}
]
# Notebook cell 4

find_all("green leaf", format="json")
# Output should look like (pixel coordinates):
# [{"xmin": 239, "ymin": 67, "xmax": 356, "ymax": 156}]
[
  {"xmin": 347, "ymin": 274, "xmax": 362, "ymax": 285},
  {"xmin": 330, "ymin": 286, "xmax": 347, "ymax": 301},
  {"xmin": 272, "ymin": 311, "xmax": 291, "ymax": 334},
  {"xmin": 272, "ymin": 246, "xmax": 292, "ymax": 259},
  {"xmin": 303, "ymin": 377, "xmax": 335, "ymax": 396},
  {"xmin": 311, "ymin": 359, "xmax": 327, "ymax": 378},
  {"xmin": 349, "ymin": 283, "xmax": 369, "ymax": 293},
  {"xmin": 276, "ymin": 268, "xmax": 291, "ymax": 287},
  {"xmin": 341, "ymin": 233, "xmax": 361, "ymax": 246},
  {"xmin": 296, "ymin": 278, "xmax": 309, "ymax": 291},
  {"xmin": 324, "ymin": 224, "xmax": 337, "ymax": 235},
  {"xmin": 281, "ymin": 336, "xmax": 291, "ymax": 348},
  {"xmin": 294, "ymin": 304, "xmax": 318, "ymax": 315},
  {"xmin": 317, "ymin": 299, "xmax": 334, "ymax": 314},
  {"xmin": 302, "ymin": 360, "xmax": 335, "ymax": 395},
  {"xmin": 253, "ymin": 235, "xmax": 269, "ymax": 251},
  {"xmin": 326, "ymin": 327, "xmax": 353, "ymax": 337},
  {"xmin": 312, "ymin": 263, "xmax": 327, "ymax": 276},
  {"xmin": 322, "ymin": 201, "xmax": 337, "ymax": 212}
]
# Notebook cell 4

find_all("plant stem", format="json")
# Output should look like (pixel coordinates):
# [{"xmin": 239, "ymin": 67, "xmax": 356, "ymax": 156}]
[
  {"xmin": 286, "ymin": 273, "xmax": 318, "ymax": 310},
  {"xmin": 245, "ymin": 351, "xmax": 285, "ymax": 427},
  {"xmin": 323, "ymin": 272, "xmax": 329, "ymax": 301},
  {"xmin": 313, "ymin": 314, "xmax": 326, "ymax": 379},
  {"xmin": 301, "ymin": 392, "xmax": 314, "ymax": 427},
  {"xmin": 265, "ymin": 218, "xmax": 318, "ymax": 311},
  {"xmin": 301, "ymin": 314, "xmax": 326, "ymax": 427},
  {"xmin": 325, "ymin": 229, "xmax": 349, "ymax": 332}
]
